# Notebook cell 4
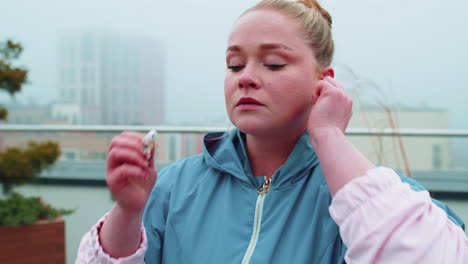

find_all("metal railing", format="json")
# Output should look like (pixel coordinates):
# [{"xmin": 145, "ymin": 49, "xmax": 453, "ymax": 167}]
[
  {"xmin": 2, "ymin": 124, "xmax": 468, "ymax": 137},
  {"xmin": 2, "ymin": 124, "xmax": 468, "ymax": 193}
]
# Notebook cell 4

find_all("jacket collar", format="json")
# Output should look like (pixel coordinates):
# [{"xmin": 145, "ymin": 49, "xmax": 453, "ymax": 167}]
[{"xmin": 203, "ymin": 128, "xmax": 319, "ymax": 190}]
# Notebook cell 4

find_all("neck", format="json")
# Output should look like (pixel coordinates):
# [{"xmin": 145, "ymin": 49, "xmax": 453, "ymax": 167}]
[{"xmin": 245, "ymin": 129, "xmax": 304, "ymax": 178}]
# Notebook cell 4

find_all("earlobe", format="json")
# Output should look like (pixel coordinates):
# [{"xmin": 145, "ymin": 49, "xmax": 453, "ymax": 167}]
[{"xmin": 322, "ymin": 66, "xmax": 334, "ymax": 78}]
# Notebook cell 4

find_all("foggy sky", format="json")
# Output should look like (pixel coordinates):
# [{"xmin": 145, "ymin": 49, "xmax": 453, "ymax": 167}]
[{"xmin": 1, "ymin": 0, "xmax": 467, "ymax": 128}]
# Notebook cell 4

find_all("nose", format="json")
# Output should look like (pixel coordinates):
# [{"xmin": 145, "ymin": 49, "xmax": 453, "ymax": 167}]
[{"xmin": 238, "ymin": 66, "xmax": 260, "ymax": 89}]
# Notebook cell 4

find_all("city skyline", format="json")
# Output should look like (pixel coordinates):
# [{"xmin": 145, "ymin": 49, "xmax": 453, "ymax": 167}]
[
  {"xmin": 57, "ymin": 30, "xmax": 165, "ymax": 125},
  {"xmin": 1, "ymin": 0, "xmax": 467, "ymax": 128}
]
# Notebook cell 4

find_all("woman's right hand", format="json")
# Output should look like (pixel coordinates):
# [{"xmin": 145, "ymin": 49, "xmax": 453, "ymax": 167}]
[{"xmin": 106, "ymin": 131, "xmax": 157, "ymax": 215}]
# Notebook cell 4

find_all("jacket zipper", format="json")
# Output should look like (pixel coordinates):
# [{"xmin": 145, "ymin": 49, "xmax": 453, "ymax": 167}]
[{"xmin": 241, "ymin": 177, "xmax": 272, "ymax": 264}]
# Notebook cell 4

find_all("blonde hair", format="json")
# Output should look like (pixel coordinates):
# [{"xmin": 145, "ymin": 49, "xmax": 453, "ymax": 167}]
[{"xmin": 242, "ymin": 0, "xmax": 334, "ymax": 68}]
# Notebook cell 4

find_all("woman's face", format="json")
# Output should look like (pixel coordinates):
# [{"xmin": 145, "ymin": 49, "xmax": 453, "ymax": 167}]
[{"xmin": 224, "ymin": 8, "xmax": 321, "ymax": 137}]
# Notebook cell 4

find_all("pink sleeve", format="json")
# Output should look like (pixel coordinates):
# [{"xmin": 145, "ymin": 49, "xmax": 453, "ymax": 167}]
[
  {"xmin": 329, "ymin": 166, "xmax": 468, "ymax": 264},
  {"xmin": 75, "ymin": 213, "xmax": 147, "ymax": 264}
]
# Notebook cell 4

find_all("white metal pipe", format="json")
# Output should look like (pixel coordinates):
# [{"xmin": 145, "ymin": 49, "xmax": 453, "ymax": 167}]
[{"xmin": 1, "ymin": 124, "xmax": 468, "ymax": 137}]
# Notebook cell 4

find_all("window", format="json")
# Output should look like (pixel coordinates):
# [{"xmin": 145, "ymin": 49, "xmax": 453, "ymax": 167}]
[
  {"xmin": 82, "ymin": 32, "xmax": 94, "ymax": 63},
  {"xmin": 433, "ymin": 145, "xmax": 442, "ymax": 170},
  {"xmin": 169, "ymin": 134, "xmax": 181, "ymax": 162}
]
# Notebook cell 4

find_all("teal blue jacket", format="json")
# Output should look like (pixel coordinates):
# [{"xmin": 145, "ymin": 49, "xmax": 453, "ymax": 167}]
[{"xmin": 143, "ymin": 129, "xmax": 464, "ymax": 263}]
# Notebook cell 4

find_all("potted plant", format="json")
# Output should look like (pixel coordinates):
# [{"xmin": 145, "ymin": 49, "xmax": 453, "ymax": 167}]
[{"xmin": 0, "ymin": 40, "xmax": 74, "ymax": 264}]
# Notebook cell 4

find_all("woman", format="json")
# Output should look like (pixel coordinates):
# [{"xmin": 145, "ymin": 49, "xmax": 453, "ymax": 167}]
[{"xmin": 77, "ymin": 0, "xmax": 467, "ymax": 263}]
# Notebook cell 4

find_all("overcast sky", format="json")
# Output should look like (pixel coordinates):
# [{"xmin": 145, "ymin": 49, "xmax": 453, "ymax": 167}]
[{"xmin": 1, "ymin": 0, "xmax": 467, "ymax": 128}]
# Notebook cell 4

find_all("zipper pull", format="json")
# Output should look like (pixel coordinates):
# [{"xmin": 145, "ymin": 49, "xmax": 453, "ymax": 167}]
[{"xmin": 257, "ymin": 177, "xmax": 271, "ymax": 195}]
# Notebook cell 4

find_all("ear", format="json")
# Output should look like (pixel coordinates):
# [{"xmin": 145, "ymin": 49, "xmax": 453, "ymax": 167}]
[{"xmin": 321, "ymin": 66, "xmax": 334, "ymax": 79}]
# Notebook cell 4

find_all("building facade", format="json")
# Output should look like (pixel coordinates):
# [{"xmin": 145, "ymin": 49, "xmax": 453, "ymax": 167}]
[
  {"xmin": 348, "ymin": 106, "xmax": 451, "ymax": 172},
  {"xmin": 58, "ymin": 31, "xmax": 165, "ymax": 125}
]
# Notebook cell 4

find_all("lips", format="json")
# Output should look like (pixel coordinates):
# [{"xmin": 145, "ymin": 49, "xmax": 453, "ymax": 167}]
[{"xmin": 236, "ymin": 97, "xmax": 264, "ymax": 106}]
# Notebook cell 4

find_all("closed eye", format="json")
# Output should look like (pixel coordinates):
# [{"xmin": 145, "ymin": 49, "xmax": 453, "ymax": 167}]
[
  {"xmin": 228, "ymin": 65, "xmax": 244, "ymax": 72},
  {"xmin": 265, "ymin": 64, "xmax": 286, "ymax": 71}
]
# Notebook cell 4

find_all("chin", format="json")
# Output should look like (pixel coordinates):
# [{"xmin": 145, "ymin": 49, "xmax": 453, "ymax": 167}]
[
  {"xmin": 235, "ymin": 120, "xmax": 288, "ymax": 138},
  {"xmin": 233, "ymin": 115, "xmax": 308, "ymax": 138},
  {"xmin": 231, "ymin": 118, "xmax": 267, "ymax": 135}
]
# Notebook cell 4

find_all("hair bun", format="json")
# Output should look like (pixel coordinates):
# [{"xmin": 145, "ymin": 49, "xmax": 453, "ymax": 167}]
[{"xmin": 297, "ymin": 0, "xmax": 332, "ymax": 27}]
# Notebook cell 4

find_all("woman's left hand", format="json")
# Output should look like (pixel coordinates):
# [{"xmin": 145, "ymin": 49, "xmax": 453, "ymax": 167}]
[{"xmin": 307, "ymin": 76, "xmax": 353, "ymax": 137}]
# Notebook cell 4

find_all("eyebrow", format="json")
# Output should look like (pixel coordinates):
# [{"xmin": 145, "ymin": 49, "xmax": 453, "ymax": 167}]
[{"xmin": 226, "ymin": 43, "xmax": 294, "ymax": 53}]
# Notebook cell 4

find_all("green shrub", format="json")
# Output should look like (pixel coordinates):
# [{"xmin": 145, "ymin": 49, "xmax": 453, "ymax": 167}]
[
  {"xmin": 0, "ymin": 39, "xmax": 75, "ymax": 226},
  {"xmin": 0, "ymin": 141, "xmax": 61, "ymax": 193},
  {"xmin": 0, "ymin": 192, "xmax": 75, "ymax": 227}
]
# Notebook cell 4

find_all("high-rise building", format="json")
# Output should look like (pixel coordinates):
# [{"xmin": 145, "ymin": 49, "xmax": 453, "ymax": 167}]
[{"xmin": 58, "ymin": 31, "xmax": 165, "ymax": 125}]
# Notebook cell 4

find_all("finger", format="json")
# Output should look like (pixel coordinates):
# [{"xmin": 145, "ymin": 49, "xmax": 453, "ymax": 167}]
[
  {"xmin": 312, "ymin": 81, "xmax": 327, "ymax": 105},
  {"xmin": 127, "ymin": 177, "xmax": 147, "ymax": 197},
  {"xmin": 144, "ymin": 167, "xmax": 158, "ymax": 183},
  {"xmin": 130, "ymin": 167, "xmax": 157, "ymax": 189},
  {"xmin": 323, "ymin": 76, "xmax": 345, "ymax": 90},
  {"xmin": 107, "ymin": 148, "xmax": 149, "ymax": 169},
  {"xmin": 318, "ymin": 79, "xmax": 347, "ymax": 100},
  {"xmin": 109, "ymin": 136, "xmax": 145, "ymax": 153},
  {"xmin": 146, "ymin": 141, "xmax": 157, "ymax": 168},
  {"xmin": 313, "ymin": 79, "xmax": 347, "ymax": 106},
  {"xmin": 108, "ymin": 163, "xmax": 146, "ymax": 186},
  {"xmin": 315, "ymin": 79, "xmax": 334, "ymax": 96},
  {"xmin": 121, "ymin": 131, "xmax": 147, "ymax": 139},
  {"xmin": 110, "ymin": 131, "xmax": 147, "ymax": 150}
]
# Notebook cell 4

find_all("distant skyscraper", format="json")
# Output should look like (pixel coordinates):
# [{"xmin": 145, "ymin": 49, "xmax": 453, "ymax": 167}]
[{"xmin": 58, "ymin": 31, "xmax": 165, "ymax": 125}]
